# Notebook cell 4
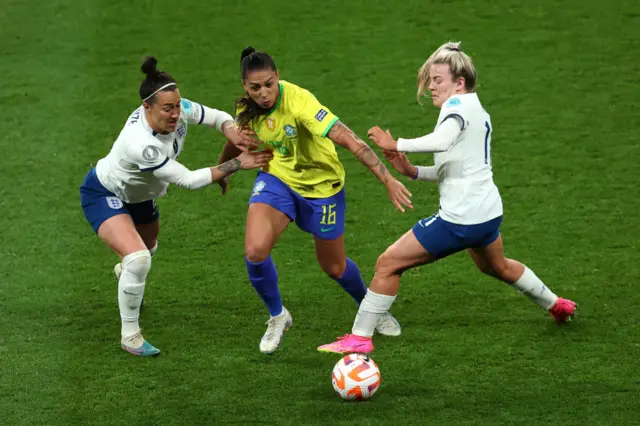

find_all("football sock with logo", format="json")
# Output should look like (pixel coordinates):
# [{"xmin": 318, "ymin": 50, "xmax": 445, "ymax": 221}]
[
  {"xmin": 352, "ymin": 290, "xmax": 397, "ymax": 337},
  {"xmin": 245, "ymin": 256, "xmax": 283, "ymax": 317},
  {"xmin": 333, "ymin": 258, "xmax": 368, "ymax": 304},
  {"xmin": 511, "ymin": 266, "xmax": 558, "ymax": 310}
]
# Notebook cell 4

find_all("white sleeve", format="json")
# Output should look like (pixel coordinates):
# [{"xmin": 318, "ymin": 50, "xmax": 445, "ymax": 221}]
[
  {"xmin": 180, "ymin": 98, "xmax": 233, "ymax": 131},
  {"xmin": 200, "ymin": 105, "xmax": 234, "ymax": 131},
  {"xmin": 396, "ymin": 117, "xmax": 462, "ymax": 153},
  {"xmin": 151, "ymin": 158, "xmax": 213, "ymax": 190},
  {"xmin": 415, "ymin": 166, "xmax": 438, "ymax": 181}
]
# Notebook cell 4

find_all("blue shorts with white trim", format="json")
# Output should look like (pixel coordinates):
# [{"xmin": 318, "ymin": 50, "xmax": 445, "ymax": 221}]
[
  {"xmin": 412, "ymin": 213, "xmax": 503, "ymax": 258},
  {"xmin": 79, "ymin": 168, "xmax": 159, "ymax": 233}
]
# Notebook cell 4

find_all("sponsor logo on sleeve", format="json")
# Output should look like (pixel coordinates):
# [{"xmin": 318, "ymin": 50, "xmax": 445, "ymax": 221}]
[{"xmin": 315, "ymin": 109, "xmax": 328, "ymax": 122}]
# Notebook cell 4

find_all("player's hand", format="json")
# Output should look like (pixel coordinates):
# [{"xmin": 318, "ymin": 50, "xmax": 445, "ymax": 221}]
[
  {"xmin": 382, "ymin": 150, "xmax": 417, "ymax": 178},
  {"xmin": 223, "ymin": 122, "xmax": 261, "ymax": 152},
  {"xmin": 385, "ymin": 177, "xmax": 413, "ymax": 212},
  {"xmin": 368, "ymin": 127, "xmax": 397, "ymax": 151},
  {"xmin": 237, "ymin": 150, "xmax": 274, "ymax": 170},
  {"xmin": 218, "ymin": 176, "xmax": 228, "ymax": 195}
]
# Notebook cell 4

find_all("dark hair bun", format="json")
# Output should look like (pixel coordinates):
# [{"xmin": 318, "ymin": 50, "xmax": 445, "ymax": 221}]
[
  {"xmin": 141, "ymin": 56, "xmax": 159, "ymax": 77},
  {"xmin": 240, "ymin": 46, "xmax": 256, "ymax": 63}
]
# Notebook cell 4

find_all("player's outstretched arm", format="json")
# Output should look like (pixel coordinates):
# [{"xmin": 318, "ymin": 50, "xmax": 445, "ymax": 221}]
[
  {"xmin": 327, "ymin": 121, "xmax": 412, "ymax": 212},
  {"xmin": 381, "ymin": 150, "xmax": 438, "ymax": 182},
  {"xmin": 194, "ymin": 103, "xmax": 260, "ymax": 152},
  {"xmin": 220, "ymin": 121, "xmax": 261, "ymax": 152},
  {"xmin": 215, "ymin": 141, "xmax": 245, "ymax": 194},
  {"xmin": 152, "ymin": 151, "xmax": 273, "ymax": 190},
  {"xmin": 367, "ymin": 119, "xmax": 461, "ymax": 153}
]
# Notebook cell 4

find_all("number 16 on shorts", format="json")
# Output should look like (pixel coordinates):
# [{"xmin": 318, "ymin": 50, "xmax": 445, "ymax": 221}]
[{"xmin": 321, "ymin": 204, "xmax": 337, "ymax": 225}]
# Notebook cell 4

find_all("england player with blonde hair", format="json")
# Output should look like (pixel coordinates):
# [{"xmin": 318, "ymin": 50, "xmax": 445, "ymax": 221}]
[
  {"xmin": 318, "ymin": 42, "xmax": 577, "ymax": 354},
  {"xmin": 79, "ymin": 56, "xmax": 272, "ymax": 357}
]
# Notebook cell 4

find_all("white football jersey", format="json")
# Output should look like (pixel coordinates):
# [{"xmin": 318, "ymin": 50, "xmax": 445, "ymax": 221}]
[
  {"xmin": 95, "ymin": 98, "xmax": 205, "ymax": 204},
  {"xmin": 433, "ymin": 93, "xmax": 503, "ymax": 225}
]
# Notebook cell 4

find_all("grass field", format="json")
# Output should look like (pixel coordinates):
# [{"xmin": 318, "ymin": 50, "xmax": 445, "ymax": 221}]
[{"xmin": 1, "ymin": 0, "xmax": 640, "ymax": 424}]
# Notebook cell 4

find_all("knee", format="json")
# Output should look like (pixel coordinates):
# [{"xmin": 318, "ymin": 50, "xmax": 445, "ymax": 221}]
[
  {"xmin": 483, "ymin": 260, "xmax": 510, "ymax": 280},
  {"xmin": 244, "ymin": 243, "xmax": 271, "ymax": 263},
  {"xmin": 375, "ymin": 250, "xmax": 399, "ymax": 276},
  {"xmin": 321, "ymin": 260, "xmax": 346, "ymax": 280},
  {"xmin": 122, "ymin": 250, "xmax": 152, "ymax": 279}
]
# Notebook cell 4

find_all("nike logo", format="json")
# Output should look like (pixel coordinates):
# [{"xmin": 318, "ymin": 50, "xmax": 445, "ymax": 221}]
[{"xmin": 320, "ymin": 227, "xmax": 335, "ymax": 232}]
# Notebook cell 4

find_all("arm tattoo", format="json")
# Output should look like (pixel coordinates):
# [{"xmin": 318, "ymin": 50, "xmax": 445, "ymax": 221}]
[
  {"xmin": 329, "ymin": 121, "xmax": 390, "ymax": 182},
  {"xmin": 354, "ymin": 144, "xmax": 389, "ymax": 180},
  {"xmin": 217, "ymin": 158, "xmax": 241, "ymax": 174}
]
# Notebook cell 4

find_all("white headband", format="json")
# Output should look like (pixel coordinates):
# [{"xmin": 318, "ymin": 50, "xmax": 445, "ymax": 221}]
[{"xmin": 142, "ymin": 82, "xmax": 177, "ymax": 102}]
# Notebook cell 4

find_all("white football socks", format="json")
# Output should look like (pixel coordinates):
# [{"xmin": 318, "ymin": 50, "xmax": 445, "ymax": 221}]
[
  {"xmin": 352, "ymin": 290, "xmax": 396, "ymax": 337},
  {"xmin": 512, "ymin": 266, "xmax": 558, "ymax": 310},
  {"xmin": 118, "ymin": 250, "xmax": 151, "ymax": 338}
]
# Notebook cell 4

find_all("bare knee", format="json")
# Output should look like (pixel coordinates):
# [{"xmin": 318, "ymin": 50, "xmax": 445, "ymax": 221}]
[
  {"xmin": 375, "ymin": 250, "xmax": 401, "ymax": 277},
  {"xmin": 320, "ymin": 260, "xmax": 346, "ymax": 280},
  {"xmin": 244, "ymin": 242, "xmax": 271, "ymax": 263}
]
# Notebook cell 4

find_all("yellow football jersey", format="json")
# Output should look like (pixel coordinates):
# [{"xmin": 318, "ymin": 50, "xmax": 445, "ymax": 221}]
[{"xmin": 238, "ymin": 80, "xmax": 345, "ymax": 198}]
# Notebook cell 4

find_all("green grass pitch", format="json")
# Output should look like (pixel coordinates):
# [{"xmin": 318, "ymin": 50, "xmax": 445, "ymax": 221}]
[{"xmin": 1, "ymin": 0, "xmax": 639, "ymax": 424}]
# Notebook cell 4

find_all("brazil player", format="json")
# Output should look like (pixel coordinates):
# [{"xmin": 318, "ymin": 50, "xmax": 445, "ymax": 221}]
[
  {"xmin": 79, "ymin": 56, "xmax": 272, "ymax": 357},
  {"xmin": 217, "ymin": 47, "xmax": 413, "ymax": 354},
  {"xmin": 318, "ymin": 42, "xmax": 577, "ymax": 354}
]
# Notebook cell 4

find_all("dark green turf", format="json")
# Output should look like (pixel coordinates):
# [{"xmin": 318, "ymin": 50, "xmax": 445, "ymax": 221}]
[{"xmin": 1, "ymin": 0, "xmax": 639, "ymax": 424}]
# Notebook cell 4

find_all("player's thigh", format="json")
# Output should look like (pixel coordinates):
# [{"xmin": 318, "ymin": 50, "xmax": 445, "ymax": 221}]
[
  {"xmin": 135, "ymin": 220, "xmax": 160, "ymax": 250},
  {"xmin": 313, "ymin": 234, "xmax": 347, "ymax": 278},
  {"xmin": 128, "ymin": 199, "xmax": 160, "ymax": 249},
  {"xmin": 377, "ymin": 229, "xmax": 435, "ymax": 275},
  {"xmin": 98, "ymin": 214, "xmax": 148, "ymax": 259},
  {"xmin": 245, "ymin": 203, "xmax": 291, "ymax": 260},
  {"xmin": 468, "ymin": 234, "xmax": 508, "ymax": 274}
]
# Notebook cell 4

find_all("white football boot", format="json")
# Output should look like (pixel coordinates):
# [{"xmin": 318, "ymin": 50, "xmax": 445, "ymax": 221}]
[
  {"xmin": 259, "ymin": 307, "xmax": 293, "ymax": 354},
  {"xmin": 375, "ymin": 312, "xmax": 402, "ymax": 337}
]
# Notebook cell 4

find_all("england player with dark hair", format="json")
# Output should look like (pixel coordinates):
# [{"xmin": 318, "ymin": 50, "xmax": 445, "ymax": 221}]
[
  {"xmin": 79, "ymin": 56, "xmax": 272, "ymax": 357},
  {"xmin": 319, "ymin": 42, "xmax": 577, "ymax": 355}
]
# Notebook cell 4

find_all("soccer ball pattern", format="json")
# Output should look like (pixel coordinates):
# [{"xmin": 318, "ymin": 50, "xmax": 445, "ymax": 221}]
[{"xmin": 332, "ymin": 353, "xmax": 381, "ymax": 400}]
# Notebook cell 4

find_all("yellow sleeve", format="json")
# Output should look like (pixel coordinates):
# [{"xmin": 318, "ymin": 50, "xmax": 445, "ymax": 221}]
[{"xmin": 295, "ymin": 90, "xmax": 339, "ymax": 138}]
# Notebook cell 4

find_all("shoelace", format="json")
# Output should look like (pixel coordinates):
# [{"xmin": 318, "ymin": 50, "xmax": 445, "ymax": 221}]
[
  {"xmin": 123, "ymin": 330, "xmax": 143, "ymax": 346},
  {"xmin": 263, "ymin": 318, "xmax": 284, "ymax": 339}
]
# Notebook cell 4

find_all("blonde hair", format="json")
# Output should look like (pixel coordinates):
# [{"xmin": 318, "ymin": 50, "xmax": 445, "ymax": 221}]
[{"xmin": 416, "ymin": 41, "xmax": 477, "ymax": 103}]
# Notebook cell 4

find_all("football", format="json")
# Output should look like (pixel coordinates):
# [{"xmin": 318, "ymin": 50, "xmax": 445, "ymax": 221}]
[{"xmin": 332, "ymin": 353, "xmax": 381, "ymax": 401}]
